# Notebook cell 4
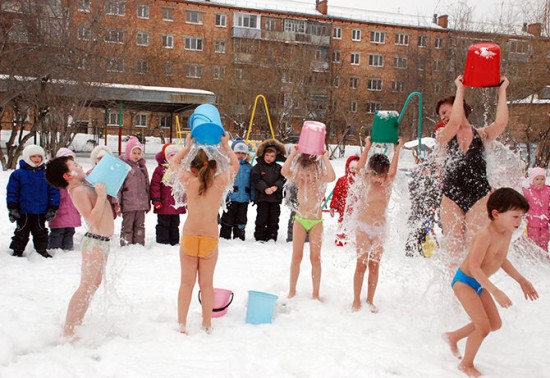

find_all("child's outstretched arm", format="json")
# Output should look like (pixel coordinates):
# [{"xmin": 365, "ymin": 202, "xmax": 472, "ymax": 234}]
[
  {"xmin": 436, "ymin": 75, "xmax": 465, "ymax": 145},
  {"xmin": 387, "ymin": 138, "xmax": 404, "ymax": 180},
  {"xmin": 170, "ymin": 134, "xmax": 193, "ymax": 184},
  {"xmin": 356, "ymin": 136, "xmax": 372, "ymax": 172},
  {"xmin": 222, "ymin": 133, "xmax": 240, "ymax": 180},
  {"xmin": 322, "ymin": 151, "xmax": 336, "ymax": 183},
  {"xmin": 501, "ymin": 259, "xmax": 539, "ymax": 301},
  {"xmin": 281, "ymin": 144, "xmax": 298, "ymax": 179}
]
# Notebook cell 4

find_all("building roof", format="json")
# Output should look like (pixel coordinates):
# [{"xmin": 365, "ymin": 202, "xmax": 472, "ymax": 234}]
[{"xmin": 510, "ymin": 87, "xmax": 550, "ymax": 104}]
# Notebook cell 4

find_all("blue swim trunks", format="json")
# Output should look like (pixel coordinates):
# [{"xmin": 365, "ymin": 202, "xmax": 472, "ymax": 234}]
[{"xmin": 451, "ymin": 268, "xmax": 483, "ymax": 295}]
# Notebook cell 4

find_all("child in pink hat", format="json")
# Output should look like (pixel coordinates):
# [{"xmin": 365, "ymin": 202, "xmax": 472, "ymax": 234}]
[{"xmin": 522, "ymin": 167, "xmax": 550, "ymax": 252}]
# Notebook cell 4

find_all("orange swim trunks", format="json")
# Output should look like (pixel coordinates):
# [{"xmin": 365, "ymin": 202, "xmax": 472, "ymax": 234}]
[{"xmin": 181, "ymin": 235, "xmax": 218, "ymax": 258}]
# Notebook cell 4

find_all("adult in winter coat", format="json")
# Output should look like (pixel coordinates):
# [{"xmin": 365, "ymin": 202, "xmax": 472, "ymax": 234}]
[
  {"xmin": 251, "ymin": 138, "xmax": 286, "ymax": 242},
  {"xmin": 522, "ymin": 167, "xmax": 550, "ymax": 252}
]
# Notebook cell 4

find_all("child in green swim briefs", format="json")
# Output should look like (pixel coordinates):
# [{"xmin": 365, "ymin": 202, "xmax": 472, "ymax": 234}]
[
  {"xmin": 443, "ymin": 188, "xmax": 538, "ymax": 378},
  {"xmin": 282, "ymin": 147, "xmax": 335, "ymax": 300}
]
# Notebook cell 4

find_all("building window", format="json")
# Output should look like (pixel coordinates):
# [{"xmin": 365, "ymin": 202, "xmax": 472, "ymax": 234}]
[
  {"xmin": 282, "ymin": 71, "xmax": 293, "ymax": 83},
  {"xmin": 213, "ymin": 66, "xmax": 225, "ymax": 80},
  {"xmin": 78, "ymin": 0, "xmax": 90, "ymax": 12},
  {"xmin": 136, "ymin": 31, "xmax": 148, "ymax": 46},
  {"xmin": 333, "ymin": 76, "xmax": 340, "ymax": 88},
  {"xmin": 367, "ymin": 101, "xmax": 381, "ymax": 114},
  {"xmin": 368, "ymin": 78, "xmax": 382, "ymax": 91},
  {"xmin": 164, "ymin": 62, "xmax": 173, "ymax": 76},
  {"xmin": 162, "ymin": 7, "xmax": 174, "ymax": 21},
  {"xmin": 435, "ymin": 37, "xmax": 443, "ymax": 49},
  {"xmin": 284, "ymin": 19, "xmax": 305, "ymax": 33},
  {"xmin": 332, "ymin": 26, "xmax": 342, "ymax": 39},
  {"xmin": 351, "ymin": 52, "xmax": 360, "ymax": 65},
  {"xmin": 265, "ymin": 19, "xmax": 277, "ymax": 30},
  {"xmin": 215, "ymin": 40, "xmax": 225, "ymax": 53},
  {"xmin": 136, "ymin": 60, "xmax": 148, "ymax": 74},
  {"xmin": 394, "ymin": 56, "xmax": 407, "ymax": 69},
  {"xmin": 417, "ymin": 56, "xmax": 425, "ymax": 71},
  {"xmin": 235, "ymin": 13, "xmax": 259, "ymax": 29},
  {"xmin": 352, "ymin": 29, "xmax": 361, "ymax": 41},
  {"xmin": 108, "ymin": 112, "xmax": 120, "ymax": 126},
  {"xmin": 392, "ymin": 80, "xmax": 404, "ymax": 92},
  {"xmin": 105, "ymin": 29, "xmax": 124, "ymax": 44},
  {"xmin": 160, "ymin": 115, "xmax": 171, "ymax": 128},
  {"xmin": 395, "ymin": 33, "xmax": 409, "ymax": 45},
  {"xmin": 418, "ymin": 35, "xmax": 427, "ymax": 47},
  {"xmin": 162, "ymin": 34, "xmax": 174, "ymax": 48},
  {"xmin": 434, "ymin": 60, "xmax": 442, "ymax": 71},
  {"xmin": 235, "ymin": 68, "xmax": 243, "ymax": 79},
  {"xmin": 134, "ymin": 114, "xmax": 147, "ymax": 128},
  {"xmin": 349, "ymin": 77, "xmax": 359, "ymax": 89},
  {"xmin": 184, "ymin": 37, "xmax": 203, "ymax": 51},
  {"xmin": 216, "ymin": 13, "xmax": 227, "ymax": 27},
  {"xmin": 350, "ymin": 101, "xmax": 357, "ymax": 113},
  {"xmin": 332, "ymin": 50, "xmax": 341, "ymax": 63},
  {"xmin": 77, "ymin": 25, "xmax": 90, "ymax": 40},
  {"xmin": 106, "ymin": 1, "xmax": 125, "ymax": 16},
  {"xmin": 509, "ymin": 40, "xmax": 530, "ymax": 54},
  {"xmin": 370, "ymin": 31, "xmax": 386, "ymax": 44},
  {"xmin": 137, "ymin": 4, "xmax": 149, "ymax": 19},
  {"xmin": 368, "ymin": 54, "xmax": 384, "ymax": 67},
  {"xmin": 77, "ymin": 56, "xmax": 88, "ymax": 70},
  {"xmin": 186, "ymin": 10, "xmax": 203, "ymax": 24},
  {"xmin": 186, "ymin": 64, "xmax": 202, "ymax": 79}
]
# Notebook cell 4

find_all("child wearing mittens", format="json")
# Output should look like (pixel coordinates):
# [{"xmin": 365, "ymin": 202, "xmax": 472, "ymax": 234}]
[
  {"xmin": 151, "ymin": 143, "xmax": 187, "ymax": 245},
  {"xmin": 118, "ymin": 136, "xmax": 150, "ymax": 246}
]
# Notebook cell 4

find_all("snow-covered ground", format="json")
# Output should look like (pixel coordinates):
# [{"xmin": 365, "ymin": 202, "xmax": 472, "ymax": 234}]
[{"xmin": 0, "ymin": 136, "xmax": 548, "ymax": 378}]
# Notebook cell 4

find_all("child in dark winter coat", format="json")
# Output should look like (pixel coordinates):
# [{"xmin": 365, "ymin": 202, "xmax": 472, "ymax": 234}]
[
  {"xmin": 151, "ymin": 143, "xmax": 187, "ymax": 245},
  {"xmin": 251, "ymin": 139, "xmax": 286, "ymax": 242},
  {"xmin": 119, "ymin": 136, "xmax": 150, "ymax": 246},
  {"xmin": 48, "ymin": 148, "xmax": 81, "ymax": 251},
  {"xmin": 220, "ymin": 139, "xmax": 253, "ymax": 240},
  {"xmin": 7, "ymin": 144, "xmax": 60, "ymax": 258},
  {"xmin": 329, "ymin": 155, "xmax": 359, "ymax": 246}
]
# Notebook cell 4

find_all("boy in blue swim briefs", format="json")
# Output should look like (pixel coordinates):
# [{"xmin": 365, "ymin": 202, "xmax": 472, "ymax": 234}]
[{"xmin": 443, "ymin": 188, "xmax": 538, "ymax": 378}]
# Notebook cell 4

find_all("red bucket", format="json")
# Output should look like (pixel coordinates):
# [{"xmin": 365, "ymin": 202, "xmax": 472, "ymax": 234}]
[{"xmin": 463, "ymin": 42, "xmax": 501, "ymax": 88}]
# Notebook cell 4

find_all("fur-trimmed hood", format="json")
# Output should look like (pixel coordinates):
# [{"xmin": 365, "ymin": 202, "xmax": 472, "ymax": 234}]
[{"xmin": 256, "ymin": 138, "xmax": 286, "ymax": 160}]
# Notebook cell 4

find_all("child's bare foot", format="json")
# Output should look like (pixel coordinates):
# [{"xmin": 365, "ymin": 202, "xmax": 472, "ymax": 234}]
[
  {"xmin": 366, "ymin": 301, "xmax": 378, "ymax": 313},
  {"xmin": 312, "ymin": 295, "xmax": 323, "ymax": 302},
  {"xmin": 178, "ymin": 324, "xmax": 187, "ymax": 335},
  {"xmin": 352, "ymin": 301, "xmax": 362, "ymax": 311},
  {"xmin": 201, "ymin": 326, "xmax": 212, "ymax": 335},
  {"xmin": 442, "ymin": 332, "xmax": 462, "ymax": 359},
  {"xmin": 287, "ymin": 290, "xmax": 296, "ymax": 299},
  {"xmin": 458, "ymin": 363, "xmax": 482, "ymax": 377}
]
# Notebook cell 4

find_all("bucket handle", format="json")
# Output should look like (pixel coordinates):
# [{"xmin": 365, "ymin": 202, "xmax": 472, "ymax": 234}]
[
  {"xmin": 189, "ymin": 113, "xmax": 215, "ymax": 129},
  {"xmin": 198, "ymin": 290, "xmax": 234, "ymax": 313}
]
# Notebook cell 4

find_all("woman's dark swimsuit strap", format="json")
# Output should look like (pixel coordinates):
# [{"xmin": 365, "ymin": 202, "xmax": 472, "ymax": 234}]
[{"xmin": 442, "ymin": 128, "xmax": 491, "ymax": 213}]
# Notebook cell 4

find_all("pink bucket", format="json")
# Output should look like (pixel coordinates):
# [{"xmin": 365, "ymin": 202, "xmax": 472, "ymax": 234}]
[
  {"xmin": 198, "ymin": 288, "xmax": 234, "ymax": 318},
  {"xmin": 298, "ymin": 121, "xmax": 326, "ymax": 156}
]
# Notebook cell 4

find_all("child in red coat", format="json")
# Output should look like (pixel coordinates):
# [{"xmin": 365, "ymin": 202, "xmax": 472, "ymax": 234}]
[{"xmin": 329, "ymin": 155, "xmax": 359, "ymax": 246}]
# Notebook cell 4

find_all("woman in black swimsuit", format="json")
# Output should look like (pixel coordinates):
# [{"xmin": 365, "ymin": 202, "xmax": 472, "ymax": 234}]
[{"xmin": 435, "ymin": 75, "xmax": 510, "ymax": 264}]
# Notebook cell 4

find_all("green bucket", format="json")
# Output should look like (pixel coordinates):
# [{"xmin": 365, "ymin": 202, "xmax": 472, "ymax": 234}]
[{"xmin": 371, "ymin": 110, "xmax": 399, "ymax": 144}]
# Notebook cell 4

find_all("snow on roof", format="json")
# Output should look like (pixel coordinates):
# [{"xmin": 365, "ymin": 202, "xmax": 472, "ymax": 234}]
[
  {"xmin": 510, "ymin": 89, "xmax": 550, "ymax": 105},
  {"xmin": 404, "ymin": 137, "xmax": 437, "ymax": 150}
]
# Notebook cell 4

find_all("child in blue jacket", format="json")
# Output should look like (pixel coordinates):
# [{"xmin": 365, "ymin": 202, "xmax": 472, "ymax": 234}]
[
  {"xmin": 220, "ymin": 139, "xmax": 253, "ymax": 240},
  {"xmin": 7, "ymin": 144, "xmax": 60, "ymax": 257}
]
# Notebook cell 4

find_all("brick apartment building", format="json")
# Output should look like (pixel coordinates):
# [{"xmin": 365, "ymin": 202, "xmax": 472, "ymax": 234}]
[{"xmin": 1, "ymin": 0, "xmax": 549, "ymax": 146}]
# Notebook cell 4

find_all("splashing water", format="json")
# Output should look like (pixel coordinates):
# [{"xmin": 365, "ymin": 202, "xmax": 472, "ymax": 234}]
[{"xmin": 486, "ymin": 141, "xmax": 525, "ymax": 191}]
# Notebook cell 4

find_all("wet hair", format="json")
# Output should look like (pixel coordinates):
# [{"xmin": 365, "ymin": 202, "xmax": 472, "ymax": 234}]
[
  {"xmin": 367, "ymin": 153, "xmax": 390, "ymax": 175},
  {"xmin": 435, "ymin": 96, "xmax": 472, "ymax": 119},
  {"xmin": 190, "ymin": 149, "xmax": 217, "ymax": 196},
  {"xmin": 487, "ymin": 187, "xmax": 530, "ymax": 220},
  {"xmin": 45, "ymin": 156, "xmax": 71, "ymax": 189}
]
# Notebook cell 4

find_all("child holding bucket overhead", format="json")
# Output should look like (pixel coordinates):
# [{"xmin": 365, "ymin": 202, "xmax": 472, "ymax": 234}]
[
  {"xmin": 352, "ymin": 136, "xmax": 403, "ymax": 312},
  {"xmin": 282, "ymin": 121, "xmax": 336, "ymax": 300},
  {"xmin": 170, "ymin": 133, "xmax": 239, "ymax": 334}
]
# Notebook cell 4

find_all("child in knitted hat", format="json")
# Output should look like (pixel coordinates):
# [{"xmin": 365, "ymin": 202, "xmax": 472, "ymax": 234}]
[
  {"xmin": 87, "ymin": 145, "xmax": 120, "ymax": 218},
  {"xmin": 522, "ymin": 167, "xmax": 550, "ymax": 252},
  {"xmin": 7, "ymin": 144, "xmax": 60, "ymax": 258},
  {"xmin": 119, "ymin": 136, "xmax": 150, "ymax": 246}
]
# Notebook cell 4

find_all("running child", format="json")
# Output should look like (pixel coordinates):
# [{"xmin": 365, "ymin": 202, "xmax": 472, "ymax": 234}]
[
  {"xmin": 282, "ymin": 147, "xmax": 336, "ymax": 300},
  {"xmin": 45, "ymin": 156, "xmax": 114, "ymax": 339},
  {"xmin": 352, "ymin": 136, "xmax": 403, "ymax": 312},
  {"xmin": 170, "ymin": 134, "xmax": 239, "ymax": 333},
  {"xmin": 443, "ymin": 188, "xmax": 538, "ymax": 378}
]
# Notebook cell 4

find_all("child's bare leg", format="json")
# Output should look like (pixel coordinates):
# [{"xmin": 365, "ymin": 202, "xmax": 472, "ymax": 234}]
[
  {"xmin": 197, "ymin": 249, "xmax": 218, "ymax": 330},
  {"xmin": 64, "ymin": 246, "xmax": 106, "ymax": 338},
  {"xmin": 365, "ymin": 239, "xmax": 383, "ymax": 312},
  {"xmin": 443, "ymin": 323, "xmax": 474, "ymax": 359},
  {"xmin": 352, "ymin": 233, "xmax": 371, "ymax": 311},
  {"xmin": 178, "ymin": 253, "xmax": 199, "ymax": 333},
  {"xmin": 288, "ymin": 222, "xmax": 306, "ymax": 298},
  {"xmin": 308, "ymin": 223, "xmax": 323, "ymax": 300}
]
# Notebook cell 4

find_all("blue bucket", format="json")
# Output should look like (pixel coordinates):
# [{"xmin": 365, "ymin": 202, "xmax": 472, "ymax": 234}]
[
  {"xmin": 86, "ymin": 153, "xmax": 131, "ymax": 197},
  {"xmin": 189, "ymin": 104, "xmax": 225, "ymax": 145},
  {"xmin": 245, "ymin": 290, "xmax": 278, "ymax": 325}
]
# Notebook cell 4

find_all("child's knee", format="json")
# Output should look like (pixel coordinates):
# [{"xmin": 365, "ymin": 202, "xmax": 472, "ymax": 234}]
[
  {"xmin": 490, "ymin": 318, "xmax": 502, "ymax": 332},
  {"xmin": 310, "ymin": 253, "xmax": 321, "ymax": 266},
  {"xmin": 475, "ymin": 321, "xmax": 491, "ymax": 337}
]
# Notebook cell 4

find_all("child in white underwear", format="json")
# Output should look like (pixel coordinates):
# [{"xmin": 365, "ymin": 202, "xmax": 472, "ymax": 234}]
[
  {"xmin": 282, "ymin": 147, "xmax": 335, "ymax": 300},
  {"xmin": 352, "ymin": 136, "xmax": 403, "ymax": 312}
]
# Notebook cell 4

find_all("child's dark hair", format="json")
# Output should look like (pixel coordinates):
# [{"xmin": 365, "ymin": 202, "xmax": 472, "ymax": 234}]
[
  {"xmin": 190, "ymin": 149, "xmax": 217, "ymax": 195},
  {"xmin": 436, "ymin": 96, "xmax": 472, "ymax": 119},
  {"xmin": 45, "ymin": 156, "xmax": 71, "ymax": 189},
  {"xmin": 367, "ymin": 153, "xmax": 390, "ymax": 175},
  {"xmin": 487, "ymin": 187, "xmax": 529, "ymax": 220}
]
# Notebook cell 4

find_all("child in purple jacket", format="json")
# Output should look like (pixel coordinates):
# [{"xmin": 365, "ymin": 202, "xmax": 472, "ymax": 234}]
[
  {"xmin": 119, "ymin": 136, "xmax": 150, "ymax": 246},
  {"xmin": 151, "ymin": 143, "xmax": 187, "ymax": 245},
  {"xmin": 48, "ymin": 148, "xmax": 81, "ymax": 250}
]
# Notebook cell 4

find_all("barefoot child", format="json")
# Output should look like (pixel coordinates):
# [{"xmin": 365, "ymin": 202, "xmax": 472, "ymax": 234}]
[
  {"xmin": 45, "ymin": 156, "xmax": 114, "ymax": 338},
  {"xmin": 443, "ymin": 188, "xmax": 538, "ymax": 378},
  {"xmin": 282, "ymin": 148, "xmax": 336, "ymax": 300},
  {"xmin": 352, "ymin": 136, "xmax": 403, "ymax": 312},
  {"xmin": 171, "ymin": 134, "xmax": 239, "ymax": 333}
]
